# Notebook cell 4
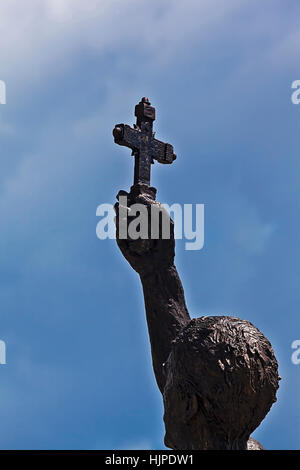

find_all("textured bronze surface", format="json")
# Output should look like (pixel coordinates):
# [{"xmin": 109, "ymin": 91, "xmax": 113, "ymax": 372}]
[
  {"xmin": 113, "ymin": 98, "xmax": 176, "ymax": 186},
  {"xmin": 112, "ymin": 101, "xmax": 280, "ymax": 450}
]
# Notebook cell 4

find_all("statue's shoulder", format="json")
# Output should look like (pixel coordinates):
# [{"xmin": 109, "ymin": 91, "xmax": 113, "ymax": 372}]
[{"xmin": 247, "ymin": 437, "xmax": 265, "ymax": 450}]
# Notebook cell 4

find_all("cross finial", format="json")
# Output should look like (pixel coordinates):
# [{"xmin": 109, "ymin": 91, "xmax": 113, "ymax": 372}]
[
  {"xmin": 113, "ymin": 98, "xmax": 176, "ymax": 187},
  {"xmin": 135, "ymin": 97, "xmax": 156, "ymax": 128}
]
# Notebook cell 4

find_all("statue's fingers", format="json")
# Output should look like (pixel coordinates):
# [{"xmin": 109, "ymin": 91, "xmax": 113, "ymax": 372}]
[
  {"xmin": 135, "ymin": 194, "xmax": 159, "ymax": 208},
  {"xmin": 114, "ymin": 201, "xmax": 131, "ymax": 215},
  {"xmin": 116, "ymin": 190, "xmax": 129, "ymax": 202},
  {"xmin": 116, "ymin": 237, "xmax": 129, "ymax": 255},
  {"xmin": 113, "ymin": 202, "xmax": 119, "ymax": 215},
  {"xmin": 115, "ymin": 214, "xmax": 128, "ymax": 229},
  {"xmin": 115, "ymin": 210, "xmax": 130, "ymax": 244}
]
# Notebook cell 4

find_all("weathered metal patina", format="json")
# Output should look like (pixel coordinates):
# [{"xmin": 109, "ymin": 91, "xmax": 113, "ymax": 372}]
[{"xmin": 113, "ymin": 97, "xmax": 176, "ymax": 186}]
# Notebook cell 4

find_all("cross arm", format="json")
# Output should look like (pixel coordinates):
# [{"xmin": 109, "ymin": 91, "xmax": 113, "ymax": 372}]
[
  {"xmin": 113, "ymin": 124, "xmax": 140, "ymax": 151},
  {"xmin": 151, "ymin": 138, "xmax": 176, "ymax": 164}
]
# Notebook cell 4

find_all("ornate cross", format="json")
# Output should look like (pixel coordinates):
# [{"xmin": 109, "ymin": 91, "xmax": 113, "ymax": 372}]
[{"xmin": 113, "ymin": 97, "xmax": 176, "ymax": 186}]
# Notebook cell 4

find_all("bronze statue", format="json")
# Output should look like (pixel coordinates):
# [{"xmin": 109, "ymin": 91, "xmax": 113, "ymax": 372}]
[{"xmin": 112, "ymin": 98, "xmax": 280, "ymax": 450}]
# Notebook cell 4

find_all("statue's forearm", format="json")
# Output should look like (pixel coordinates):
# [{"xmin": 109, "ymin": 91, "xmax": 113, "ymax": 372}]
[
  {"xmin": 114, "ymin": 184, "xmax": 190, "ymax": 391},
  {"xmin": 140, "ymin": 264, "xmax": 190, "ymax": 393}
]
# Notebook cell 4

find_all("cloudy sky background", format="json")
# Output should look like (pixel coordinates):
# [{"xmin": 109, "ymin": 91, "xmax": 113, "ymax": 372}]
[{"xmin": 0, "ymin": 0, "xmax": 299, "ymax": 449}]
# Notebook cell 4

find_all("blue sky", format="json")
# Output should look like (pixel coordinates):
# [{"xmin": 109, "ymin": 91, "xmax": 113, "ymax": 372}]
[{"xmin": 0, "ymin": 0, "xmax": 299, "ymax": 450}]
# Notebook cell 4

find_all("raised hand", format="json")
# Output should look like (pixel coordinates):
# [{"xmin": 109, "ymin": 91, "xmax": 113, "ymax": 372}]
[{"xmin": 114, "ymin": 184, "xmax": 175, "ymax": 276}]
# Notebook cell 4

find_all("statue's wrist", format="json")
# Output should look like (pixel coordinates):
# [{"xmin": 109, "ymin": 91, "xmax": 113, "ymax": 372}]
[
  {"xmin": 139, "ymin": 262, "xmax": 175, "ymax": 281},
  {"xmin": 129, "ymin": 183, "xmax": 157, "ymax": 201}
]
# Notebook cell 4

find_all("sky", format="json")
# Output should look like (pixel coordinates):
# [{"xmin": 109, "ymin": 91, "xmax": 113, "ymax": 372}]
[{"xmin": 0, "ymin": 0, "xmax": 299, "ymax": 450}]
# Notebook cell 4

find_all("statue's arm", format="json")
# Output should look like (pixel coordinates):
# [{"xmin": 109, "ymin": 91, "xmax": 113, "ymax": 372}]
[
  {"xmin": 115, "ymin": 185, "xmax": 190, "ymax": 392},
  {"xmin": 140, "ymin": 265, "xmax": 190, "ymax": 392}
]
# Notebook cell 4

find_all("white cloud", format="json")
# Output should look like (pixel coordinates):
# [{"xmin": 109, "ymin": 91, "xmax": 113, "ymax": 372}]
[
  {"xmin": 0, "ymin": 0, "xmax": 242, "ymax": 83},
  {"xmin": 0, "ymin": 0, "xmax": 245, "ymax": 239}
]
